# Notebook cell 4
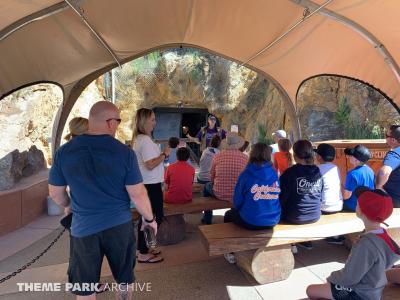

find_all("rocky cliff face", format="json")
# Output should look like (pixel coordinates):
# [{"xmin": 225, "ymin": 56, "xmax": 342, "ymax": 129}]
[
  {"xmin": 100, "ymin": 48, "xmax": 292, "ymax": 143},
  {"xmin": 0, "ymin": 84, "xmax": 62, "ymax": 163},
  {"xmin": 297, "ymin": 76, "xmax": 399, "ymax": 141}
]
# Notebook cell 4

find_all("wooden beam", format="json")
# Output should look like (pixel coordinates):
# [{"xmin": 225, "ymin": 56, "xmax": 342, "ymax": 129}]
[
  {"xmin": 235, "ymin": 245, "xmax": 295, "ymax": 284},
  {"xmin": 200, "ymin": 209, "xmax": 400, "ymax": 256}
]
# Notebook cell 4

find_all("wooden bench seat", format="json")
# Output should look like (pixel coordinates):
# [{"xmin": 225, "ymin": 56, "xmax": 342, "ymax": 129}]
[
  {"xmin": 159, "ymin": 197, "xmax": 231, "ymax": 244},
  {"xmin": 164, "ymin": 196, "xmax": 232, "ymax": 216},
  {"xmin": 132, "ymin": 196, "xmax": 232, "ymax": 245},
  {"xmin": 199, "ymin": 209, "xmax": 400, "ymax": 284}
]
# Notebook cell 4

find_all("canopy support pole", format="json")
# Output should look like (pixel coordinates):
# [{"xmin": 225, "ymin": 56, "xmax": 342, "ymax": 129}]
[
  {"xmin": 64, "ymin": 0, "xmax": 121, "ymax": 68},
  {"xmin": 240, "ymin": 0, "xmax": 333, "ymax": 66},
  {"xmin": 291, "ymin": 0, "xmax": 400, "ymax": 85}
]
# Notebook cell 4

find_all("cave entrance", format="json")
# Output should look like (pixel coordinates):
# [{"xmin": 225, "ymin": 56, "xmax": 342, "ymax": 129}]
[{"xmin": 153, "ymin": 107, "xmax": 208, "ymax": 160}]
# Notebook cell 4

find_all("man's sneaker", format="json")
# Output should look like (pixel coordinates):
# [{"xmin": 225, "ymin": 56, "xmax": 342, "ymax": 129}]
[
  {"xmin": 297, "ymin": 241, "xmax": 313, "ymax": 250},
  {"xmin": 326, "ymin": 235, "xmax": 346, "ymax": 245},
  {"xmin": 224, "ymin": 253, "xmax": 236, "ymax": 264}
]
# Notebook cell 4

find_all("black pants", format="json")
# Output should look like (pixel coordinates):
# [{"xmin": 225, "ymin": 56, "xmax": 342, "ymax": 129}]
[
  {"xmin": 68, "ymin": 221, "xmax": 135, "ymax": 296},
  {"xmin": 137, "ymin": 183, "xmax": 164, "ymax": 254},
  {"xmin": 224, "ymin": 208, "xmax": 273, "ymax": 230}
]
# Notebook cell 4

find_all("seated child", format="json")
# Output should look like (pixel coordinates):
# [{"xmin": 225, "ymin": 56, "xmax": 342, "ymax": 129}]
[
  {"xmin": 306, "ymin": 189, "xmax": 400, "ymax": 300},
  {"xmin": 165, "ymin": 137, "xmax": 180, "ymax": 165},
  {"xmin": 224, "ymin": 142, "xmax": 281, "ymax": 230},
  {"xmin": 343, "ymin": 145, "xmax": 375, "ymax": 211},
  {"xmin": 197, "ymin": 135, "xmax": 221, "ymax": 184},
  {"xmin": 279, "ymin": 140, "xmax": 323, "ymax": 225},
  {"xmin": 314, "ymin": 143, "xmax": 343, "ymax": 213},
  {"xmin": 164, "ymin": 147, "xmax": 195, "ymax": 204},
  {"xmin": 273, "ymin": 138, "xmax": 294, "ymax": 176}
]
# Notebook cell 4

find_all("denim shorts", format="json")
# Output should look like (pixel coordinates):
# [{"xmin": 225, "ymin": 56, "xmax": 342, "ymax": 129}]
[{"xmin": 68, "ymin": 221, "xmax": 136, "ymax": 296}]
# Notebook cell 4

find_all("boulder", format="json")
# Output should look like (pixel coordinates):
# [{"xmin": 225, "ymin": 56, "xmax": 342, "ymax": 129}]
[
  {"xmin": 0, "ymin": 150, "xmax": 27, "ymax": 190},
  {"xmin": 22, "ymin": 145, "xmax": 46, "ymax": 177},
  {"xmin": 0, "ymin": 146, "xmax": 46, "ymax": 191}
]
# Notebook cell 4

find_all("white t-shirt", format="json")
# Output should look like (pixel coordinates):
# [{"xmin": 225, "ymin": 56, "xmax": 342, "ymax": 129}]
[
  {"xmin": 318, "ymin": 163, "xmax": 343, "ymax": 212},
  {"xmin": 133, "ymin": 134, "xmax": 164, "ymax": 184}
]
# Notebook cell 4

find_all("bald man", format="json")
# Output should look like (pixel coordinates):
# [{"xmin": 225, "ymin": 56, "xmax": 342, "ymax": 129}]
[{"xmin": 49, "ymin": 101, "xmax": 156, "ymax": 300}]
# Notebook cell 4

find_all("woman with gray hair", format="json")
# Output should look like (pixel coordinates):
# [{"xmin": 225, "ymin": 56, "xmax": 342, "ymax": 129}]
[{"xmin": 131, "ymin": 108, "xmax": 170, "ymax": 263}]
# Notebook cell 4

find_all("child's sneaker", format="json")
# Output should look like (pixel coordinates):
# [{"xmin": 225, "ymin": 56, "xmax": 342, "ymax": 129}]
[
  {"xmin": 224, "ymin": 253, "xmax": 236, "ymax": 264},
  {"xmin": 326, "ymin": 235, "xmax": 346, "ymax": 245}
]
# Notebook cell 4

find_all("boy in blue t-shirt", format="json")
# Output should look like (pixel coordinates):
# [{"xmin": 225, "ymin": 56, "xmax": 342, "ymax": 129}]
[{"xmin": 343, "ymin": 145, "xmax": 375, "ymax": 211}]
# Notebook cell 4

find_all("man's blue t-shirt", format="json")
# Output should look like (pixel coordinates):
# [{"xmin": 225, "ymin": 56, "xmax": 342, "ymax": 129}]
[
  {"xmin": 49, "ymin": 134, "xmax": 143, "ymax": 237},
  {"xmin": 344, "ymin": 165, "xmax": 375, "ymax": 211},
  {"xmin": 383, "ymin": 146, "xmax": 400, "ymax": 206}
]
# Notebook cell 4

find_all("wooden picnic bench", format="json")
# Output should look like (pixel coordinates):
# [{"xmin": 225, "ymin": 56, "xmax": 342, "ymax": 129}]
[
  {"xmin": 132, "ymin": 195, "xmax": 232, "ymax": 245},
  {"xmin": 199, "ymin": 208, "xmax": 400, "ymax": 285}
]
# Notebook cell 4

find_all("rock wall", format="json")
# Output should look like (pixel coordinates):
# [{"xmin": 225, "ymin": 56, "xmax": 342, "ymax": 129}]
[
  {"xmin": 99, "ymin": 48, "xmax": 292, "ymax": 144},
  {"xmin": 0, "ymin": 84, "xmax": 62, "ymax": 163},
  {"xmin": 297, "ymin": 76, "xmax": 399, "ymax": 141}
]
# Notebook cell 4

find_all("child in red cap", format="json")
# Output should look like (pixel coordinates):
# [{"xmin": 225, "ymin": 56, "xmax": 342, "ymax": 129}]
[{"xmin": 307, "ymin": 188, "xmax": 400, "ymax": 300}]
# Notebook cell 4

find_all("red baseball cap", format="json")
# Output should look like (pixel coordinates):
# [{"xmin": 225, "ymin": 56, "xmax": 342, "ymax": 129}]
[{"xmin": 357, "ymin": 188, "xmax": 393, "ymax": 225}]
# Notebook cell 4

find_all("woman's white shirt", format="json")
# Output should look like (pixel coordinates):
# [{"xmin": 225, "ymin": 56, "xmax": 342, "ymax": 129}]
[{"xmin": 133, "ymin": 134, "xmax": 164, "ymax": 184}]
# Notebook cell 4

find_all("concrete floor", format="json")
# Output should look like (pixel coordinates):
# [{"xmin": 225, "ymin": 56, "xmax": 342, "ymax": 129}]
[{"xmin": 1, "ymin": 211, "xmax": 399, "ymax": 300}]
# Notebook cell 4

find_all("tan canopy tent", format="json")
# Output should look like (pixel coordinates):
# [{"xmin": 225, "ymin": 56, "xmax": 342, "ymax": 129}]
[{"xmin": 1, "ymin": 0, "xmax": 400, "ymax": 150}]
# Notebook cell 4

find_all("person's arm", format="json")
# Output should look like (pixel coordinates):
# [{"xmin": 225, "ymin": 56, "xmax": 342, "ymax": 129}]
[
  {"xmin": 48, "ymin": 185, "xmax": 70, "ymax": 207},
  {"xmin": 233, "ymin": 175, "xmax": 245, "ymax": 210},
  {"xmin": 164, "ymin": 166, "xmax": 170, "ymax": 191},
  {"xmin": 279, "ymin": 171, "xmax": 289, "ymax": 206},
  {"xmin": 273, "ymin": 155, "xmax": 278, "ymax": 171},
  {"xmin": 48, "ymin": 149, "xmax": 70, "ymax": 208},
  {"xmin": 343, "ymin": 189, "xmax": 352, "ymax": 200},
  {"xmin": 126, "ymin": 183, "xmax": 157, "ymax": 234},
  {"xmin": 144, "ymin": 152, "xmax": 168, "ymax": 170},
  {"xmin": 376, "ymin": 165, "xmax": 393, "ymax": 189},
  {"xmin": 210, "ymin": 157, "xmax": 217, "ymax": 182},
  {"xmin": 343, "ymin": 172, "xmax": 355, "ymax": 201},
  {"xmin": 142, "ymin": 138, "xmax": 171, "ymax": 170}
]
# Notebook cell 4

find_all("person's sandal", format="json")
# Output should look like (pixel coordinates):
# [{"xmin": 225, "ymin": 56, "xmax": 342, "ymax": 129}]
[
  {"xmin": 137, "ymin": 254, "xmax": 164, "ymax": 264},
  {"xmin": 150, "ymin": 248, "xmax": 161, "ymax": 255}
]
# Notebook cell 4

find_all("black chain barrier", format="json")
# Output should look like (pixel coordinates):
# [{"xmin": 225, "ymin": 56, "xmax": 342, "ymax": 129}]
[{"xmin": 0, "ymin": 227, "xmax": 66, "ymax": 284}]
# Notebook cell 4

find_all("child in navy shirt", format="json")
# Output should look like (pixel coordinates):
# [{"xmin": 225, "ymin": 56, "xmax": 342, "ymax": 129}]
[
  {"xmin": 343, "ymin": 145, "xmax": 375, "ymax": 211},
  {"xmin": 279, "ymin": 140, "xmax": 323, "ymax": 225},
  {"xmin": 279, "ymin": 140, "xmax": 322, "ymax": 250}
]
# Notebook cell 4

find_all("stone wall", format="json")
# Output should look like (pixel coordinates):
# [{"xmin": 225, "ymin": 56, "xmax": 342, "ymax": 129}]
[
  {"xmin": 297, "ymin": 76, "xmax": 399, "ymax": 141},
  {"xmin": 0, "ymin": 84, "xmax": 62, "ymax": 164}
]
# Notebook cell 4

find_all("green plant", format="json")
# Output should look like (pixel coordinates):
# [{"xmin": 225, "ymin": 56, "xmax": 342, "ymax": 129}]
[
  {"xmin": 334, "ymin": 96, "xmax": 383, "ymax": 139},
  {"xmin": 334, "ymin": 96, "xmax": 351, "ymax": 128},
  {"xmin": 256, "ymin": 124, "xmax": 273, "ymax": 145}
]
